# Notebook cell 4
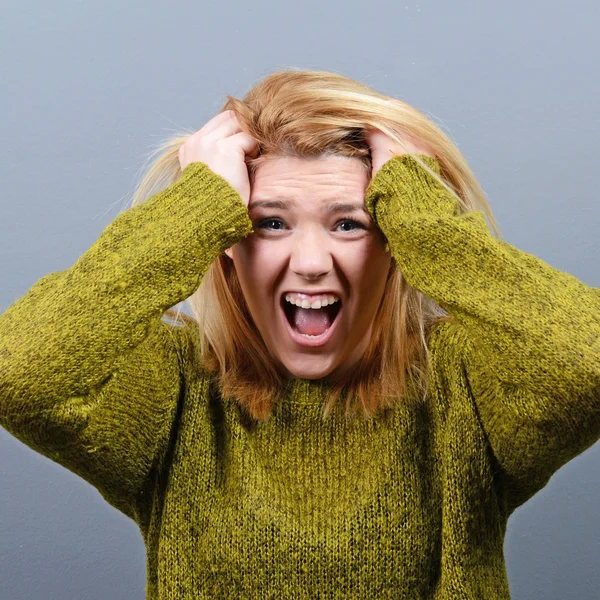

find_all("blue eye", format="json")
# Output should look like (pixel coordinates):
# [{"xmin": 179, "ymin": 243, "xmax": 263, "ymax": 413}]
[{"xmin": 255, "ymin": 217, "xmax": 367, "ymax": 232}]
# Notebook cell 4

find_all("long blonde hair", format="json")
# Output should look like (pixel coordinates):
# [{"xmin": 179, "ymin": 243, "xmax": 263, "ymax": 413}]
[{"xmin": 129, "ymin": 68, "xmax": 501, "ymax": 422}]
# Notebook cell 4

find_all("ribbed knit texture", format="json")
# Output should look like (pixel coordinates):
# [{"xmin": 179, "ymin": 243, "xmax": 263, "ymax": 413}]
[{"xmin": 1, "ymin": 155, "xmax": 599, "ymax": 598}]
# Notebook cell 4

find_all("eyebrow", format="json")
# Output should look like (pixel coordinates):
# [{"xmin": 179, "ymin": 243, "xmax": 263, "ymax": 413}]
[{"xmin": 248, "ymin": 199, "xmax": 369, "ymax": 215}]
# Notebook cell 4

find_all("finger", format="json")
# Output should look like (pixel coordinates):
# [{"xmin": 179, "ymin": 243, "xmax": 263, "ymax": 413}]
[
  {"xmin": 201, "ymin": 113, "xmax": 246, "ymax": 144},
  {"xmin": 365, "ymin": 128, "xmax": 387, "ymax": 147},
  {"xmin": 194, "ymin": 109, "xmax": 237, "ymax": 138},
  {"xmin": 222, "ymin": 131, "xmax": 260, "ymax": 158}
]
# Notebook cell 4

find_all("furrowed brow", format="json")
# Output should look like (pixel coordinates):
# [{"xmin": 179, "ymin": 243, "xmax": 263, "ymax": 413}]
[{"xmin": 249, "ymin": 199, "xmax": 369, "ymax": 215}]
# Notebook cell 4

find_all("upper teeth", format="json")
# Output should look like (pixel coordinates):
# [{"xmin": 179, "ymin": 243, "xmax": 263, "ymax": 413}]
[{"xmin": 284, "ymin": 293, "xmax": 340, "ymax": 309}]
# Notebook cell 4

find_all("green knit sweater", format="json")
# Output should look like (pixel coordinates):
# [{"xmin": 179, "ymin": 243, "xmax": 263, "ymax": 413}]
[{"xmin": 1, "ymin": 155, "xmax": 599, "ymax": 599}]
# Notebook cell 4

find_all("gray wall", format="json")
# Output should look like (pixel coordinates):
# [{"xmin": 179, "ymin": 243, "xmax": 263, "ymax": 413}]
[{"xmin": 1, "ymin": 1, "xmax": 598, "ymax": 598}]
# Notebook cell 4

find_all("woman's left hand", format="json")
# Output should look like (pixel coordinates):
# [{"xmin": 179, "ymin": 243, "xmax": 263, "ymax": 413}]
[{"xmin": 365, "ymin": 129, "xmax": 436, "ymax": 178}]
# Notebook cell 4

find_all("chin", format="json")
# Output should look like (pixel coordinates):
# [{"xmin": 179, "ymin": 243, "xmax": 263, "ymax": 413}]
[{"xmin": 280, "ymin": 358, "xmax": 338, "ymax": 381}]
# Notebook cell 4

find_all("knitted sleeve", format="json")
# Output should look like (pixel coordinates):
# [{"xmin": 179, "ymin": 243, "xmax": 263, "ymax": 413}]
[
  {"xmin": 365, "ymin": 154, "xmax": 600, "ymax": 513},
  {"xmin": 0, "ymin": 162, "xmax": 253, "ymax": 522}
]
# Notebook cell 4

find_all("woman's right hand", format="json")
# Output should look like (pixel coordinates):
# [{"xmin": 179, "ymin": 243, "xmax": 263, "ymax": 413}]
[{"xmin": 178, "ymin": 110, "xmax": 260, "ymax": 207}]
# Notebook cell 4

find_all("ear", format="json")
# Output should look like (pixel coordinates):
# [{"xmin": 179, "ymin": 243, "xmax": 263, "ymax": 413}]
[{"xmin": 224, "ymin": 248, "xmax": 233, "ymax": 260}]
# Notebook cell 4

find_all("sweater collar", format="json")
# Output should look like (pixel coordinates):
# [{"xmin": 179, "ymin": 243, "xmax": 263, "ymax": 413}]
[
  {"xmin": 283, "ymin": 377, "xmax": 332, "ymax": 405},
  {"xmin": 271, "ymin": 377, "xmax": 345, "ymax": 424}
]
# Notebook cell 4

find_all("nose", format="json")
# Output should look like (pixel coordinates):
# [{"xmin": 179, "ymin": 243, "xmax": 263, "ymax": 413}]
[{"xmin": 288, "ymin": 229, "xmax": 334, "ymax": 280}]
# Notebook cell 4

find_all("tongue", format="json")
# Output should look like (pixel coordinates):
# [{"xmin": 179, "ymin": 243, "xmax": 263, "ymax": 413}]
[{"xmin": 293, "ymin": 307, "xmax": 332, "ymax": 336}]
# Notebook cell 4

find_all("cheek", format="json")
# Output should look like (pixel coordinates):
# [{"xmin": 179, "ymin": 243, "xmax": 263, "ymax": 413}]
[
  {"xmin": 233, "ymin": 236, "xmax": 272, "ymax": 265},
  {"xmin": 354, "ymin": 240, "xmax": 392, "ymax": 283},
  {"xmin": 353, "ymin": 251, "xmax": 392, "ymax": 315},
  {"xmin": 232, "ymin": 240, "xmax": 278, "ymax": 298},
  {"xmin": 241, "ymin": 242, "xmax": 277, "ymax": 274}
]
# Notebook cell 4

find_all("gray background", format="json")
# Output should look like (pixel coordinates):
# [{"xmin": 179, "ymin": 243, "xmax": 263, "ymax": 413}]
[{"xmin": 1, "ymin": 1, "xmax": 599, "ymax": 598}]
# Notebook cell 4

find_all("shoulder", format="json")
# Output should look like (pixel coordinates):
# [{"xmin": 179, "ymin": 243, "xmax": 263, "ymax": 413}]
[
  {"xmin": 158, "ymin": 313, "xmax": 212, "ymax": 387},
  {"xmin": 426, "ymin": 317, "xmax": 475, "ymax": 383}
]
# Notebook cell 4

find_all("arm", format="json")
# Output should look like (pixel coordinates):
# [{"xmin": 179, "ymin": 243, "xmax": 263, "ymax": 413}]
[
  {"xmin": 0, "ymin": 162, "xmax": 253, "ymax": 522},
  {"xmin": 365, "ymin": 154, "xmax": 600, "ymax": 513}
]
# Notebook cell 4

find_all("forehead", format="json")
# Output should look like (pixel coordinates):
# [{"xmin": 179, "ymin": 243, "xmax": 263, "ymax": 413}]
[{"xmin": 250, "ymin": 155, "xmax": 368, "ymax": 204}]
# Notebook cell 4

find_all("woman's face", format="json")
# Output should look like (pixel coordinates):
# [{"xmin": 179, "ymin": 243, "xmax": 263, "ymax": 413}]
[{"xmin": 225, "ymin": 155, "xmax": 392, "ymax": 380}]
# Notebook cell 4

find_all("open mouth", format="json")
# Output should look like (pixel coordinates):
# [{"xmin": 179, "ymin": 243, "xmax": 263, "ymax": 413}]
[
  {"xmin": 281, "ymin": 296, "xmax": 342, "ymax": 335},
  {"xmin": 278, "ymin": 296, "xmax": 343, "ymax": 347}
]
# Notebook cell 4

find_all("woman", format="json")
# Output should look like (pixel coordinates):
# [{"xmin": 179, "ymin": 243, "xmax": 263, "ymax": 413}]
[{"xmin": 1, "ymin": 68, "xmax": 598, "ymax": 598}]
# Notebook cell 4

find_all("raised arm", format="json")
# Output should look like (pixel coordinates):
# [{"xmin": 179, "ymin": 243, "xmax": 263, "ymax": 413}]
[
  {"xmin": 364, "ymin": 153, "xmax": 600, "ymax": 513},
  {"xmin": 0, "ymin": 160, "xmax": 253, "ymax": 522}
]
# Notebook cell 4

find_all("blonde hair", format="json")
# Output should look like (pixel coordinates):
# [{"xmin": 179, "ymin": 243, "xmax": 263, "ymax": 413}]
[{"xmin": 129, "ymin": 68, "xmax": 501, "ymax": 422}]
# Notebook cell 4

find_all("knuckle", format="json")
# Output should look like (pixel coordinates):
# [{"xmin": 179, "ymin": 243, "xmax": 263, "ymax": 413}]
[
  {"xmin": 215, "ymin": 138, "xmax": 229, "ymax": 150},
  {"xmin": 197, "ymin": 137, "xmax": 211, "ymax": 152}
]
